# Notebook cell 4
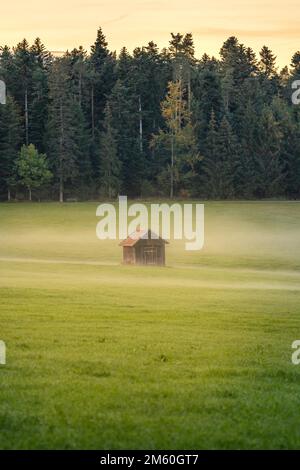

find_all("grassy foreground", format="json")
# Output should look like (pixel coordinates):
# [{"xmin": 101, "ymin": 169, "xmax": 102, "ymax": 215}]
[{"xmin": 0, "ymin": 201, "xmax": 300, "ymax": 449}]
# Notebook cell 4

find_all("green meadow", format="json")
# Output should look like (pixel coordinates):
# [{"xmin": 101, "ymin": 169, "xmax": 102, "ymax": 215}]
[{"xmin": 0, "ymin": 201, "xmax": 300, "ymax": 449}]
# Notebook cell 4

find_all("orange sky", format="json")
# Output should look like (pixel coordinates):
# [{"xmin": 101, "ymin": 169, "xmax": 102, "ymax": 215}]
[{"xmin": 1, "ymin": 0, "xmax": 299, "ymax": 68}]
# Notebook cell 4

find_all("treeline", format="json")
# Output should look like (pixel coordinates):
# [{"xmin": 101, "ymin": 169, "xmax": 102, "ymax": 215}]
[{"xmin": 0, "ymin": 28, "xmax": 300, "ymax": 201}]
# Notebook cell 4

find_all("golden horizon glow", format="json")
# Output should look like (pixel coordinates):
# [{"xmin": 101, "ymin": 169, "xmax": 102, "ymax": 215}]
[{"xmin": 1, "ymin": 0, "xmax": 300, "ymax": 68}]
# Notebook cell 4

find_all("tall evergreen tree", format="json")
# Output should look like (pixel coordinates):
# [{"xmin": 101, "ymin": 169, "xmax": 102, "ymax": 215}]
[
  {"xmin": 108, "ymin": 79, "xmax": 142, "ymax": 196},
  {"xmin": 14, "ymin": 39, "xmax": 35, "ymax": 145},
  {"xmin": 89, "ymin": 28, "xmax": 116, "ymax": 131},
  {"xmin": 255, "ymin": 107, "xmax": 284, "ymax": 197},
  {"xmin": 0, "ymin": 46, "xmax": 18, "ymax": 97},
  {"xmin": 99, "ymin": 103, "xmax": 121, "ymax": 198},
  {"xmin": 259, "ymin": 46, "xmax": 277, "ymax": 78},
  {"xmin": 203, "ymin": 114, "xmax": 239, "ymax": 199},
  {"xmin": 291, "ymin": 51, "xmax": 300, "ymax": 75},
  {"xmin": 29, "ymin": 39, "xmax": 51, "ymax": 152},
  {"xmin": 47, "ymin": 58, "xmax": 89, "ymax": 201},
  {"xmin": 0, "ymin": 95, "xmax": 22, "ymax": 199}
]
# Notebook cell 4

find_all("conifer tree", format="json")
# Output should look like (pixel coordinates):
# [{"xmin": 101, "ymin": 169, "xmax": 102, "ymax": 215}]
[
  {"xmin": 108, "ymin": 79, "xmax": 142, "ymax": 196},
  {"xmin": 255, "ymin": 107, "xmax": 284, "ymax": 197},
  {"xmin": 89, "ymin": 28, "xmax": 116, "ymax": 130},
  {"xmin": 204, "ymin": 115, "xmax": 239, "ymax": 198},
  {"xmin": 259, "ymin": 46, "xmax": 277, "ymax": 78},
  {"xmin": 47, "ymin": 58, "xmax": 89, "ymax": 201},
  {"xmin": 14, "ymin": 39, "xmax": 35, "ymax": 145},
  {"xmin": 0, "ymin": 95, "xmax": 22, "ymax": 199},
  {"xmin": 99, "ymin": 103, "xmax": 121, "ymax": 198},
  {"xmin": 291, "ymin": 51, "xmax": 300, "ymax": 74}
]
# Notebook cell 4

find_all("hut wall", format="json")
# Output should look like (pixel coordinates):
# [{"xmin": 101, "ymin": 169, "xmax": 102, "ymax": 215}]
[
  {"xmin": 135, "ymin": 240, "xmax": 165, "ymax": 266},
  {"xmin": 123, "ymin": 246, "xmax": 135, "ymax": 264}
]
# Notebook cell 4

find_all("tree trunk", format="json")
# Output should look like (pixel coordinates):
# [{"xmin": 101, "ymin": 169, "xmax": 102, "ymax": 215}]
[
  {"xmin": 178, "ymin": 79, "xmax": 182, "ymax": 129},
  {"xmin": 59, "ymin": 99, "xmax": 64, "ymax": 203},
  {"xmin": 187, "ymin": 70, "xmax": 191, "ymax": 113},
  {"xmin": 170, "ymin": 135, "xmax": 174, "ymax": 199},
  {"xmin": 29, "ymin": 187, "xmax": 32, "ymax": 201},
  {"xmin": 79, "ymin": 70, "xmax": 82, "ymax": 107},
  {"xmin": 59, "ymin": 179, "xmax": 64, "ymax": 203},
  {"xmin": 91, "ymin": 85, "xmax": 95, "ymax": 141},
  {"xmin": 25, "ymin": 88, "xmax": 29, "ymax": 146},
  {"xmin": 108, "ymin": 167, "xmax": 112, "ymax": 199},
  {"xmin": 7, "ymin": 189, "xmax": 11, "ymax": 202},
  {"xmin": 139, "ymin": 95, "xmax": 143, "ymax": 153}
]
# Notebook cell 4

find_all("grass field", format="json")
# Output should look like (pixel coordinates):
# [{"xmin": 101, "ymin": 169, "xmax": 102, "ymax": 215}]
[{"xmin": 1, "ymin": 201, "xmax": 300, "ymax": 449}]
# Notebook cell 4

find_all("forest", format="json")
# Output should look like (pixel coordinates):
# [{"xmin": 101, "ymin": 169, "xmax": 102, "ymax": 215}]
[{"xmin": 0, "ymin": 27, "xmax": 300, "ymax": 201}]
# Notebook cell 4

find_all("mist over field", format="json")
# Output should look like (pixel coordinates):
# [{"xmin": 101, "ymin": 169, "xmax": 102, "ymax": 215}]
[{"xmin": 1, "ymin": 201, "xmax": 299, "ymax": 269}]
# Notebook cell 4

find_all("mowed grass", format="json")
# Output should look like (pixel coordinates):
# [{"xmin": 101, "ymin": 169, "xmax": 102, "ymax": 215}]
[{"xmin": 0, "ymin": 201, "xmax": 300, "ymax": 449}]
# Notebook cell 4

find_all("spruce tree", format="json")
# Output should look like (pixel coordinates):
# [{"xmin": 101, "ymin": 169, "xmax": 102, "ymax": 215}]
[
  {"xmin": 203, "ymin": 114, "xmax": 239, "ymax": 199},
  {"xmin": 89, "ymin": 28, "xmax": 116, "ymax": 129},
  {"xmin": 291, "ymin": 51, "xmax": 300, "ymax": 75},
  {"xmin": 255, "ymin": 107, "xmax": 284, "ymax": 197},
  {"xmin": 202, "ymin": 110, "xmax": 219, "ymax": 197},
  {"xmin": 259, "ymin": 46, "xmax": 277, "ymax": 78},
  {"xmin": 47, "ymin": 58, "xmax": 89, "ymax": 201},
  {"xmin": 0, "ymin": 95, "xmax": 22, "ymax": 199},
  {"xmin": 99, "ymin": 103, "xmax": 121, "ymax": 198},
  {"xmin": 14, "ymin": 39, "xmax": 35, "ymax": 145},
  {"xmin": 108, "ymin": 79, "xmax": 142, "ymax": 196}
]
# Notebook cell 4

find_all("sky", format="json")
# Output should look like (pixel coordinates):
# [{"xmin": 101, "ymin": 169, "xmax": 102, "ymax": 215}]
[{"xmin": 1, "ymin": 0, "xmax": 299, "ymax": 68}]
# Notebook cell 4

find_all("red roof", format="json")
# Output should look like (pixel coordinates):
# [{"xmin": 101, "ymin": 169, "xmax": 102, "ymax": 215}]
[{"xmin": 119, "ymin": 228, "xmax": 168, "ymax": 247}]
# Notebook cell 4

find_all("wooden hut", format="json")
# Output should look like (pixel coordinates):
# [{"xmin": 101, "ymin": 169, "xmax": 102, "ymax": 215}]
[{"xmin": 119, "ymin": 228, "xmax": 168, "ymax": 266}]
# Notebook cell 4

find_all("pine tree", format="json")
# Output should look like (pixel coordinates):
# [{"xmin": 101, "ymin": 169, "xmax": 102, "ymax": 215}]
[
  {"xmin": 202, "ymin": 110, "xmax": 219, "ymax": 197},
  {"xmin": 0, "ymin": 46, "xmax": 18, "ymax": 96},
  {"xmin": 291, "ymin": 51, "xmax": 300, "ymax": 81},
  {"xmin": 108, "ymin": 79, "xmax": 142, "ymax": 196},
  {"xmin": 259, "ymin": 46, "xmax": 277, "ymax": 78},
  {"xmin": 219, "ymin": 37, "xmax": 258, "ymax": 129},
  {"xmin": 31, "ymin": 37, "xmax": 52, "ymax": 69},
  {"xmin": 193, "ymin": 65, "xmax": 223, "ymax": 151},
  {"xmin": 89, "ymin": 28, "xmax": 116, "ymax": 130},
  {"xmin": 255, "ymin": 107, "xmax": 284, "ymax": 197},
  {"xmin": 271, "ymin": 96, "xmax": 298, "ymax": 198},
  {"xmin": 203, "ymin": 114, "xmax": 239, "ymax": 199},
  {"xmin": 30, "ymin": 69, "xmax": 48, "ymax": 152},
  {"xmin": 99, "ymin": 103, "xmax": 121, "ymax": 198},
  {"xmin": 217, "ymin": 117, "xmax": 239, "ymax": 197},
  {"xmin": 14, "ymin": 39, "xmax": 35, "ymax": 145},
  {"xmin": 130, "ymin": 43, "xmax": 171, "ymax": 160},
  {"xmin": 169, "ymin": 33, "xmax": 195, "ymax": 112},
  {"xmin": 47, "ymin": 58, "xmax": 88, "ymax": 202},
  {"xmin": 0, "ymin": 95, "xmax": 22, "ymax": 199},
  {"xmin": 236, "ymin": 97, "xmax": 260, "ymax": 198}
]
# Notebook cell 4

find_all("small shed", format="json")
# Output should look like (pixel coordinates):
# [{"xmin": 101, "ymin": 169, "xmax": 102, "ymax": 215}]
[{"xmin": 119, "ymin": 228, "xmax": 168, "ymax": 266}]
